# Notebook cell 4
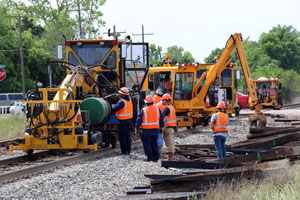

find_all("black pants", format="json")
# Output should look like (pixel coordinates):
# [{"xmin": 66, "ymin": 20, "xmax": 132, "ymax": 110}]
[
  {"xmin": 118, "ymin": 119, "xmax": 132, "ymax": 154},
  {"xmin": 141, "ymin": 133, "xmax": 159, "ymax": 161}
]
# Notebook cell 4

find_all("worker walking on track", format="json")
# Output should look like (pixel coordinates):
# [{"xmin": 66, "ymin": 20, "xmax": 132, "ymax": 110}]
[
  {"xmin": 154, "ymin": 88, "xmax": 163, "ymax": 104},
  {"xmin": 161, "ymin": 93, "xmax": 177, "ymax": 160},
  {"xmin": 136, "ymin": 95, "xmax": 164, "ymax": 162},
  {"xmin": 210, "ymin": 101, "xmax": 229, "ymax": 159},
  {"xmin": 112, "ymin": 87, "xmax": 133, "ymax": 155}
]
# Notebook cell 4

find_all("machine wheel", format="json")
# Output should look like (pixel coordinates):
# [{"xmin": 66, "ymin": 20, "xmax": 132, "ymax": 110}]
[
  {"xmin": 99, "ymin": 134, "xmax": 110, "ymax": 148},
  {"xmin": 186, "ymin": 126, "xmax": 191, "ymax": 129},
  {"xmin": 26, "ymin": 149, "xmax": 34, "ymax": 155}
]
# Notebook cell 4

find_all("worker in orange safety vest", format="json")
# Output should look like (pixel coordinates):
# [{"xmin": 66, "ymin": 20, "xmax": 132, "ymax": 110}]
[
  {"xmin": 161, "ymin": 93, "xmax": 177, "ymax": 160},
  {"xmin": 210, "ymin": 101, "xmax": 229, "ymax": 159},
  {"xmin": 112, "ymin": 87, "xmax": 133, "ymax": 155},
  {"xmin": 162, "ymin": 76, "xmax": 172, "ymax": 92},
  {"xmin": 136, "ymin": 95, "xmax": 164, "ymax": 162},
  {"xmin": 154, "ymin": 88, "xmax": 163, "ymax": 104}
]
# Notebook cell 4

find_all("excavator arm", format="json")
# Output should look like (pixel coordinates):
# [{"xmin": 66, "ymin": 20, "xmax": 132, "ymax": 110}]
[{"xmin": 194, "ymin": 33, "xmax": 266, "ymax": 127}]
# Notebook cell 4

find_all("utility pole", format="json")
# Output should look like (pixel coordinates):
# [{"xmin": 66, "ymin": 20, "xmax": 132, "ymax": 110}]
[
  {"xmin": 132, "ymin": 25, "xmax": 154, "ymax": 63},
  {"xmin": 88, "ymin": 0, "xmax": 94, "ymax": 39},
  {"xmin": 18, "ymin": 14, "xmax": 25, "ymax": 98},
  {"xmin": 77, "ymin": 0, "xmax": 83, "ymax": 38},
  {"xmin": 7, "ymin": 14, "xmax": 31, "ymax": 98},
  {"xmin": 103, "ymin": 25, "xmax": 126, "ymax": 40}
]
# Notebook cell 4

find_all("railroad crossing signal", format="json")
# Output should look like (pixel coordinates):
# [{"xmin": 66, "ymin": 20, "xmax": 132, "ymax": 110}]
[{"xmin": 0, "ymin": 67, "xmax": 6, "ymax": 81}]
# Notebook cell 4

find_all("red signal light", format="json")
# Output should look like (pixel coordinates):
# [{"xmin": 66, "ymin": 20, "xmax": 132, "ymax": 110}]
[
  {"xmin": 184, "ymin": 63, "xmax": 187, "ymax": 66},
  {"xmin": 65, "ymin": 41, "xmax": 70, "ymax": 46},
  {"xmin": 112, "ymin": 40, "xmax": 116, "ymax": 45},
  {"xmin": 189, "ymin": 63, "xmax": 192, "ymax": 66}
]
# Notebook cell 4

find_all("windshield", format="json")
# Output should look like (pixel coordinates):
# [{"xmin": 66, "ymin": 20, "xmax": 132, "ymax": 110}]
[{"xmin": 70, "ymin": 42, "xmax": 113, "ymax": 66}]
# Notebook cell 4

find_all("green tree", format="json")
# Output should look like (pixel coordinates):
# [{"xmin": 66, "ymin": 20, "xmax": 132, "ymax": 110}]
[
  {"xmin": 149, "ymin": 44, "xmax": 162, "ymax": 66},
  {"xmin": 259, "ymin": 25, "xmax": 300, "ymax": 72},
  {"xmin": 204, "ymin": 48, "xmax": 224, "ymax": 63},
  {"xmin": 166, "ymin": 45, "xmax": 195, "ymax": 65}
]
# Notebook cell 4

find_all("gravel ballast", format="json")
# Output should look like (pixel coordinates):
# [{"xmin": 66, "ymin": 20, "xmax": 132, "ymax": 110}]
[{"xmin": 0, "ymin": 117, "xmax": 270, "ymax": 199}]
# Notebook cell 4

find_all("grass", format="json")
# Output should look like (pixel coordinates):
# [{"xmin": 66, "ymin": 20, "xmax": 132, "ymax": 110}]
[
  {"xmin": 203, "ymin": 164, "xmax": 300, "ymax": 200},
  {"xmin": 0, "ymin": 114, "xmax": 27, "ymax": 140}
]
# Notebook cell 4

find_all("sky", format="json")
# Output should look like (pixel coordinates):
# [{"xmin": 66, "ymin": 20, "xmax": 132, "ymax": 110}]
[{"xmin": 100, "ymin": 0, "xmax": 300, "ymax": 62}]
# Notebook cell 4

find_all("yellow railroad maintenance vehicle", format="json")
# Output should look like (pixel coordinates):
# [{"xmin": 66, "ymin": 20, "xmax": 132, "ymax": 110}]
[
  {"xmin": 9, "ymin": 30, "xmax": 149, "ymax": 153},
  {"xmin": 253, "ymin": 77, "xmax": 283, "ymax": 109},
  {"xmin": 142, "ymin": 33, "xmax": 266, "ymax": 128},
  {"xmin": 142, "ymin": 62, "xmax": 240, "ymax": 128}
]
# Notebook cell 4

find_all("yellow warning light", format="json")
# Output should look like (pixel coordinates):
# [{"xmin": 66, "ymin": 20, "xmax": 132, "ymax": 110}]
[
  {"xmin": 166, "ymin": 53, "xmax": 170, "ymax": 58},
  {"xmin": 98, "ymin": 36, "xmax": 103, "ymax": 40}
]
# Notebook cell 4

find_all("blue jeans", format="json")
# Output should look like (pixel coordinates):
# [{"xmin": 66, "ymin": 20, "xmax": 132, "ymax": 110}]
[
  {"xmin": 141, "ymin": 132, "xmax": 159, "ymax": 161},
  {"xmin": 214, "ymin": 135, "xmax": 227, "ymax": 159},
  {"xmin": 118, "ymin": 119, "xmax": 132, "ymax": 155}
]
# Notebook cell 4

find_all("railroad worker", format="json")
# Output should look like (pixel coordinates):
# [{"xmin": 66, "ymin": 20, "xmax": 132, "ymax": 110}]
[
  {"xmin": 210, "ymin": 101, "xmax": 229, "ymax": 159},
  {"xmin": 154, "ymin": 88, "xmax": 163, "ymax": 104},
  {"xmin": 112, "ymin": 87, "xmax": 133, "ymax": 155},
  {"xmin": 161, "ymin": 93, "xmax": 177, "ymax": 160},
  {"xmin": 136, "ymin": 95, "xmax": 164, "ymax": 162},
  {"xmin": 162, "ymin": 75, "xmax": 172, "ymax": 92},
  {"xmin": 155, "ymin": 93, "xmax": 166, "ymax": 156}
]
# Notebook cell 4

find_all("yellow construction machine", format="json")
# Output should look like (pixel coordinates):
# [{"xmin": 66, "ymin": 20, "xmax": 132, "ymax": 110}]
[
  {"xmin": 142, "ymin": 33, "xmax": 266, "ymax": 128},
  {"xmin": 9, "ymin": 30, "xmax": 149, "ymax": 153},
  {"xmin": 253, "ymin": 77, "xmax": 283, "ymax": 109},
  {"xmin": 142, "ymin": 54, "xmax": 240, "ymax": 128}
]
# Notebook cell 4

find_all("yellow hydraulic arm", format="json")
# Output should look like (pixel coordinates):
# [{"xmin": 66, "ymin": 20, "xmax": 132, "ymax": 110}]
[{"xmin": 194, "ymin": 33, "xmax": 266, "ymax": 127}]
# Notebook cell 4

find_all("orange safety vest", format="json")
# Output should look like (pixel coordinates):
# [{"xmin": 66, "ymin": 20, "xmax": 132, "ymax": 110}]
[
  {"xmin": 116, "ymin": 98, "xmax": 133, "ymax": 120},
  {"xmin": 140, "ymin": 105, "xmax": 160, "ymax": 129},
  {"xmin": 166, "ymin": 105, "xmax": 177, "ymax": 127},
  {"xmin": 163, "ymin": 80, "xmax": 172, "ymax": 89},
  {"xmin": 212, "ymin": 112, "xmax": 228, "ymax": 133},
  {"xmin": 154, "ymin": 95, "xmax": 161, "ymax": 104},
  {"xmin": 156, "ymin": 102, "xmax": 165, "ymax": 112}
]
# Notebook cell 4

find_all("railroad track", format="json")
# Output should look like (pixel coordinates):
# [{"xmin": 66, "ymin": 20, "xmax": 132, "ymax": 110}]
[
  {"xmin": 0, "ymin": 141, "xmax": 142, "ymax": 184},
  {"xmin": 0, "ymin": 127, "xmax": 204, "ymax": 184}
]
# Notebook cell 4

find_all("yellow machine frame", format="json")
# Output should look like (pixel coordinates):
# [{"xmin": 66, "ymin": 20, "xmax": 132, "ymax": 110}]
[{"xmin": 10, "ymin": 87, "xmax": 98, "ymax": 151}]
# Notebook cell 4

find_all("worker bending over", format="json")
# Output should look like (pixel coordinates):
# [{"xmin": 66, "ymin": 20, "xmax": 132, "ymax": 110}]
[
  {"xmin": 210, "ymin": 101, "xmax": 229, "ymax": 159},
  {"xmin": 112, "ymin": 87, "xmax": 133, "ymax": 155},
  {"xmin": 161, "ymin": 93, "xmax": 177, "ymax": 160},
  {"xmin": 136, "ymin": 95, "xmax": 164, "ymax": 162}
]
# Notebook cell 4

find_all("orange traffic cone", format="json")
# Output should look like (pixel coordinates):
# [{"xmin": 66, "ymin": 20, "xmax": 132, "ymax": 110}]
[
  {"xmin": 205, "ymin": 95, "xmax": 210, "ymax": 107},
  {"xmin": 75, "ymin": 105, "xmax": 82, "ymax": 123}
]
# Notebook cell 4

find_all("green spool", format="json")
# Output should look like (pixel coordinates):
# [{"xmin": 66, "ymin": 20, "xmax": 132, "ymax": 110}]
[{"xmin": 80, "ymin": 97, "xmax": 111, "ymax": 125}]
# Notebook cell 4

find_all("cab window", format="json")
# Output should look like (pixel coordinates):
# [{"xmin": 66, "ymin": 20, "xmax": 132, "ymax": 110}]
[
  {"xmin": 102, "ymin": 51, "xmax": 116, "ymax": 69},
  {"xmin": 174, "ymin": 72, "xmax": 193, "ymax": 100},
  {"xmin": 153, "ymin": 72, "xmax": 172, "ymax": 94},
  {"xmin": 221, "ymin": 69, "xmax": 232, "ymax": 86}
]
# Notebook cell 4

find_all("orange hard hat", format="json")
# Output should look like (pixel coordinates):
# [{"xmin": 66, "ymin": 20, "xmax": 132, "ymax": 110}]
[
  {"xmin": 217, "ymin": 101, "xmax": 226, "ymax": 108},
  {"xmin": 118, "ymin": 87, "xmax": 129, "ymax": 95},
  {"xmin": 162, "ymin": 93, "xmax": 172, "ymax": 101},
  {"xmin": 144, "ymin": 95, "xmax": 154, "ymax": 103}
]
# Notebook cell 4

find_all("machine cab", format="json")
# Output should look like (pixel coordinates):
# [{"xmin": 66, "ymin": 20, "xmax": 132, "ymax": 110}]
[{"xmin": 66, "ymin": 39, "xmax": 149, "ymax": 97}]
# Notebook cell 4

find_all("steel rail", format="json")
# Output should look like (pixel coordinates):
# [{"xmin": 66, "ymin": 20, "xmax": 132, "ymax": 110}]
[{"xmin": 0, "ymin": 141, "xmax": 142, "ymax": 184}]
